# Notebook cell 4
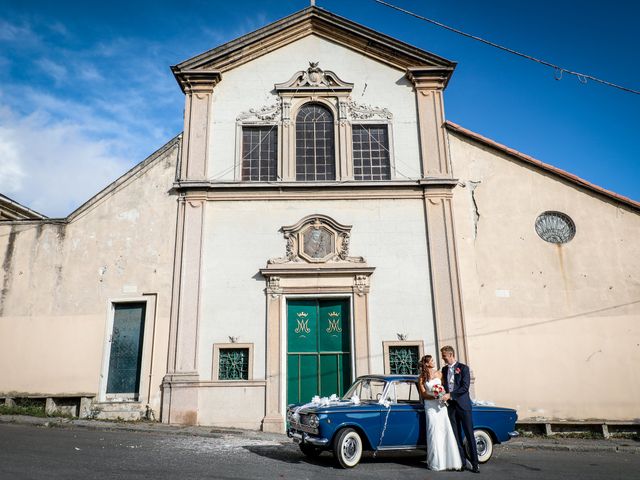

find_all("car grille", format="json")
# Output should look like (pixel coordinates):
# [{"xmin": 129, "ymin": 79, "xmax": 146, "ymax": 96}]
[{"xmin": 289, "ymin": 412, "xmax": 318, "ymax": 434}]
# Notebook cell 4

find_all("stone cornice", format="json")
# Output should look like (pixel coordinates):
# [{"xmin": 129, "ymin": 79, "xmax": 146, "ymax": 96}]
[
  {"xmin": 171, "ymin": 68, "xmax": 222, "ymax": 94},
  {"xmin": 260, "ymin": 266, "xmax": 375, "ymax": 277},
  {"xmin": 172, "ymin": 179, "xmax": 460, "ymax": 201},
  {"xmin": 406, "ymin": 66, "xmax": 455, "ymax": 90},
  {"xmin": 172, "ymin": 7, "xmax": 456, "ymax": 74}
]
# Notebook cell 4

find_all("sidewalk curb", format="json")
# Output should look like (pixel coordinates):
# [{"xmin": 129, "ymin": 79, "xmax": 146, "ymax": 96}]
[
  {"xmin": 1, "ymin": 414, "xmax": 638, "ymax": 454},
  {"xmin": 502, "ymin": 440, "xmax": 640, "ymax": 454}
]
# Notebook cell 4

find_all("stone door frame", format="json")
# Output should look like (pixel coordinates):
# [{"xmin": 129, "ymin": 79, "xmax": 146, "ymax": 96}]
[{"xmin": 259, "ymin": 266, "xmax": 374, "ymax": 433}]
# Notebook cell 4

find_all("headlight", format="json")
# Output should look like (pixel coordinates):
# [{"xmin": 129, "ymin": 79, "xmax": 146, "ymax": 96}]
[
  {"xmin": 307, "ymin": 414, "xmax": 319, "ymax": 428},
  {"xmin": 286, "ymin": 410, "xmax": 293, "ymax": 421}
]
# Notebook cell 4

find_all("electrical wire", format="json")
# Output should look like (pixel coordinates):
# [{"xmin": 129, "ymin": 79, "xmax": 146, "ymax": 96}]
[{"xmin": 373, "ymin": 0, "xmax": 640, "ymax": 96}]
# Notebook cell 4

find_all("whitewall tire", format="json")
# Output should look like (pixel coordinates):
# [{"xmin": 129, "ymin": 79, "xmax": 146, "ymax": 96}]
[
  {"xmin": 333, "ymin": 428, "xmax": 363, "ymax": 468},
  {"xmin": 473, "ymin": 429, "xmax": 494, "ymax": 463}
]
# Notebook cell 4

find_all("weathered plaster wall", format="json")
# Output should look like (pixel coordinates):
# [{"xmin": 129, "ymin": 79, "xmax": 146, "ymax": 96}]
[
  {"xmin": 0, "ymin": 141, "xmax": 179, "ymax": 413},
  {"xmin": 209, "ymin": 34, "xmax": 420, "ymax": 180},
  {"xmin": 449, "ymin": 132, "xmax": 640, "ymax": 421},
  {"xmin": 197, "ymin": 197, "xmax": 435, "ymax": 421}
]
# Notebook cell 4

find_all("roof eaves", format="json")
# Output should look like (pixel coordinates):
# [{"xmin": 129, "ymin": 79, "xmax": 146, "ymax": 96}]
[
  {"xmin": 0, "ymin": 193, "xmax": 48, "ymax": 220},
  {"xmin": 445, "ymin": 121, "xmax": 640, "ymax": 213},
  {"xmin": 173, "ymin": 6, "xmax": 455, "ymax": 74}
]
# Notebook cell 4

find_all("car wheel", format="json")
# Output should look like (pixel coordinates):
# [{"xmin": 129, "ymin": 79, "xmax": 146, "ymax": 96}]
[
  {"xmin": 299, "ymin": 443, "xmax": 322, "ymax": 458},
  {"xmin": 333, "ymin": 428, "xmax": 363, "ymax": 468},
  {"xmin": 467, "ymin": 429, "xmax": 493, "ymax": 463}
]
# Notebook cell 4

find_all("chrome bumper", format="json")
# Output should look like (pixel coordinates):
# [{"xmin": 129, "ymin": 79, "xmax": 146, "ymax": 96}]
[
  {"xmin": 508, "ymin": 431, "xmax": 520, "ymax": 438},
  {"xmin": 287, "ymin": 430, "xmax": 330, "ymax": 447}
]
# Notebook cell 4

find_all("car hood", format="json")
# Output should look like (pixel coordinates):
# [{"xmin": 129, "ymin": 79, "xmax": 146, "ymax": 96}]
[{"xmin": 289, "ymin": 402, "xmax": 381, "ymax": 414}]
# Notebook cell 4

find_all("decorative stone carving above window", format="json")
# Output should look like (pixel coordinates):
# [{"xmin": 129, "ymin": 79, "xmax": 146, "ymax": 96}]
[
  {"xmin": 347, "ymin": 101, "xmax": 393, "ymax": 121},
  {"xmin": 236, "ymin": 103, "xmax": 281, "ymax": 123},
  {"xmin": 275, "ymin": 62, "xmax": 354, "ymax": 93},
  {"xmin": 268, "ymin": 214, "xmax": 365, "ymax": 264}
]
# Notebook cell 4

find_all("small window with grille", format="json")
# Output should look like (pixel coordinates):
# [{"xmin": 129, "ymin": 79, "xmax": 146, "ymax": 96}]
[
  {"xmin": 216, "ymin": 346, "xmax": 250, "ymax": 380},
  {"xmin": 389, "ymin": 345, "xmax": 420, "ymax": 375},
  {"xmin": 242, "ymin": 126, "xmax": 277, "ymax": 181},
  {"xmin": 352, "ymin": 124, "xmax": 391, "ymax": 181}
]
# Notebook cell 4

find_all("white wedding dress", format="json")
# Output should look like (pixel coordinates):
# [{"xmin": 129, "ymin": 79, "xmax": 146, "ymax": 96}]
[{"xmin": 424, "ymin": 378, "xmax": 463, "ymax": 471}]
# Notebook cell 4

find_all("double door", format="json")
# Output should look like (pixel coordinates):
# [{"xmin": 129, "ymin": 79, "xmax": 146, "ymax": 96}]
[{"xmin": 287, "ymin": 299, "xmax": 351, "ymax": 405}]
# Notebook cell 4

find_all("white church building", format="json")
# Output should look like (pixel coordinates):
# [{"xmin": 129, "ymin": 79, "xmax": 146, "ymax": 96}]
[{"xmin": 1, "ymin": 6, "xmax": 638, "ymax": 431}]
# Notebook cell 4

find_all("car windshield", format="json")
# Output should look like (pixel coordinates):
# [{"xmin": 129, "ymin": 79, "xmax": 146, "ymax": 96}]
[{"xmin": 342, "ymin": 378, "xmax": 387, "ymax": 402}]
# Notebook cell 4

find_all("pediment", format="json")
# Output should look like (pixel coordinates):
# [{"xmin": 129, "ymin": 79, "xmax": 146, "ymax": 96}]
[{"xmin": 172, "ymin": 6, "xmax": 455, "ymax": 90}]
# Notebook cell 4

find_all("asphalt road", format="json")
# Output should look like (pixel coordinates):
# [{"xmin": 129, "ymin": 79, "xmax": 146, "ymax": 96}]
[{"xmin": 0, "ymin": 423, "xmax": 638, "ymax": 479}]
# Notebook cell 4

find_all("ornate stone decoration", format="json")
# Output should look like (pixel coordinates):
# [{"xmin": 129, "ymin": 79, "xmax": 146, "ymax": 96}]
[
  {"xmin": 354, "ymin": 274, "xmax": 369, "ymax": 296},
  {"xmin": 236, "ymin": 103, "xmax": 281, "ymax": 122},
  {"xmin": 266, "ymin": 276, "xmax": 282, "ymax": 297},
  {"xmin": 268, "ymin": 214, "xmax": 365, "ymax": 265},
  {"xmin": 275, "ymin": 62, "xmax": 354, "ymax": 93},
  {"xmin": 347, "ymin": 101, "xmax": 393, "ymax": 120}
]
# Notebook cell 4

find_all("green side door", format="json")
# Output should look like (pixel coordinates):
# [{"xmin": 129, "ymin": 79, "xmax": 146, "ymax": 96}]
[{"xmin": 287, "ymin": 299, "xmax": 351, "ymax": 405}]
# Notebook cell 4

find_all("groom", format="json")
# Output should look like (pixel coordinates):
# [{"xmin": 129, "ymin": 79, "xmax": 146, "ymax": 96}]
[{"xmin": 440, "ymin": 345, "xmax": 479, "ymax": 473}]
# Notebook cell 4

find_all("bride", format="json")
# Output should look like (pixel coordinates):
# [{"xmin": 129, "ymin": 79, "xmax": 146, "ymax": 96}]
[{"xmin": 418, "ymin": 355, "xmax": 463, "ymax": 471}]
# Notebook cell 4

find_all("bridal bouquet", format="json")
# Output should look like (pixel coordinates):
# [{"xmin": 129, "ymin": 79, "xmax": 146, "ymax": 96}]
[{"xmin": 431, "ymin": 383, "xmax": 448, "ymax": 406}]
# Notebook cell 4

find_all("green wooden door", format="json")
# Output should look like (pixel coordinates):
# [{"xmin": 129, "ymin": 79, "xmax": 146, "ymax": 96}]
[{"xmin": 287, "ymin": 299, "xmax": 351, "ymax": 405}]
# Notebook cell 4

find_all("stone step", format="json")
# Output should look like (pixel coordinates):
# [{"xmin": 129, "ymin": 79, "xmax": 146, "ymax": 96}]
[{"xmin": 90, "ymin": 402, "xmax": 147, "ymax": 421}]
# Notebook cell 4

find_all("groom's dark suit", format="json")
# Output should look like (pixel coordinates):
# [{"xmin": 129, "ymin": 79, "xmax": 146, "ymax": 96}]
[{"xmin": 442, "ymin": 362, "xmax": 478, "ymax": 469}]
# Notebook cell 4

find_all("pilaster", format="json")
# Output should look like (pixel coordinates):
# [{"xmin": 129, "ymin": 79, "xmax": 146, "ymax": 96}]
[
  {"xmin": 174, "ymin": 69, "xmax": 222, "ymax": 181},
  {"xmin": 406, "ymin": 67, "xmax": 454, "ymax": 177},
  {"xmin": 422, "ymin": 186, "xmax": 468, "ymax": 363},
  {"xmin": 161, "ymin": 194, "xmax": 207, "ymax": 425}
]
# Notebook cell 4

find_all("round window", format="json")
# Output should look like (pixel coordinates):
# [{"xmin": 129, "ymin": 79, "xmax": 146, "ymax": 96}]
[{"xmin": 535, "ymin": 211, "xmax": 576, "ymax": 244}]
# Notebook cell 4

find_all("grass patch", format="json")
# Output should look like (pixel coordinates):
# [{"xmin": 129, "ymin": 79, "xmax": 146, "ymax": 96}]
[
  {"xmin": 0, "ymin": 402, "xmax": 47, "ymax": 417},
  {"xmin": 0, "ymin": 399, "xmax": 73, "ymax": 419}
]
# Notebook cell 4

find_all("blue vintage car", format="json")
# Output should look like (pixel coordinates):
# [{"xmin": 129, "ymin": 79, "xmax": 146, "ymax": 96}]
[{"xmin": 286, "ymin": 374, "xmax": 518, "ymax": 468}]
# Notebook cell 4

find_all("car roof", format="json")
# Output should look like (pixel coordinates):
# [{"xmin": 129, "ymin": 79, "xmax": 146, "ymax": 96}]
[{"xmin": 356, "ymin": 374, "xmax": 419, "ymax": 382}]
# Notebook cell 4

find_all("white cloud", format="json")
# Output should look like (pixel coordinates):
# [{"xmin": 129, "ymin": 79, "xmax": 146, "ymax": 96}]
[
  {"xmin": 0, "ymin": 125, "xmax": 26, "ymax": 195},
  {"xmin": 36, "ymin": 57, "xmax": 68, "ymax": 84},
  {"xmin": 0, "ymin": 106, "xmax": 132, "ymax": 217},
  {"xmin": 0, "ymin": 18, "xmax": 40, "ymax": 45}
]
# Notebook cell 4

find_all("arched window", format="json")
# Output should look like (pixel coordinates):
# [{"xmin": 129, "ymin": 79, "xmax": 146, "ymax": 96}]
[{"xmin": 295, "ymin": 103, "xmax": 335, "ymax": 181}]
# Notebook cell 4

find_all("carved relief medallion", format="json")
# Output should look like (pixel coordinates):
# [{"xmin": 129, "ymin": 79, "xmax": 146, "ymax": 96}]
[{"xmin": 268, "ymin": 214, "xmax": 365, "ymax": 265}]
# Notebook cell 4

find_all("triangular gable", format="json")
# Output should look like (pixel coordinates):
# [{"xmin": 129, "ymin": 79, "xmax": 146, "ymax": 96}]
[{"xmin": 171, "ymin": 6, "xmax": 456, "ymax": 91}]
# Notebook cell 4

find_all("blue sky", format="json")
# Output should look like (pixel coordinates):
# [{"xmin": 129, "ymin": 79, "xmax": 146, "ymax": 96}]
[{"xmin": 0, "ymin": 0, "xmax": 638, "ymax": 217}]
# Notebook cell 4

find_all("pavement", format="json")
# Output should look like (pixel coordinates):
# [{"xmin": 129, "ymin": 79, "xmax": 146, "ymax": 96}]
[{"xmin": 1, "ymin": 413, "xmax": 638, "ymax": 455}]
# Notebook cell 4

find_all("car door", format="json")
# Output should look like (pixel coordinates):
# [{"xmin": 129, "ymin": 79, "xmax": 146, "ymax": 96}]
[{"xmin": 378, "ymin": 381, "xmax": 425, "ymax": 448}]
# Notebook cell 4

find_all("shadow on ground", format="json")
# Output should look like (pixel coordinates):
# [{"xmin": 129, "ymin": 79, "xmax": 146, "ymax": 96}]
[{"xmin": 243, "ymin": 444, "xmax": 427, "ymax": 469}]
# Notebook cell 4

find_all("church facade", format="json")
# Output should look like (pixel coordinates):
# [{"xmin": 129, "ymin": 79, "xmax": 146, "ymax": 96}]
[{"xmin": 1, "ymin": 7, "xmax": 638, "ymax": 430}]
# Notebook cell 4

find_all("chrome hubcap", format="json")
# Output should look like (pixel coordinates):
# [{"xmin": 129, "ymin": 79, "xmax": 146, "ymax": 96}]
[
  {"xmin": 476, "ymin": 437, "xmax": 487, "ymax": 456},
  {"xmin": 343, "ymin": 437, "xmax": 358, "ymax": 460}
]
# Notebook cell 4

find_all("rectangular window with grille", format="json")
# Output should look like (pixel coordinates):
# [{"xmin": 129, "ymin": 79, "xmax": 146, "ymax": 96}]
[
  {"xmin": 389, "ymin": 345, "xmax": 420, "ymax": 375},
  {"xmin": 218, "ymin": 348, "xmax": 249, "ymax": 380},
  {"xmin": 242, "ymin": 126, "xmax": 277, "ymax": 181},
  {"xmin": 352, "ymin": 124, "xmax": 391, "ymax": 181}
]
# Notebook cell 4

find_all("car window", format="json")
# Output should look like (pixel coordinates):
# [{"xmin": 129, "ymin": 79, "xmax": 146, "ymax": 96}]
[
  {"xmin": 343, "ymin": 378, "xmax": 386, "ymax": 402},
  {"xmin": 388, "ymin": 381, "xmax": 420, "ymax": 404}
]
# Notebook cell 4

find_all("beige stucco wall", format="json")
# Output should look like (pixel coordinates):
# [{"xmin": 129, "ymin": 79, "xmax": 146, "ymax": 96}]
[
  {"xmin": 209, "ymin": 34, "xmax": 421, "ymax": 180},
  {"xmin": 450, "ymin": 132, "xmax": 640, "ymax": 421},
  {"xmin": 0, "ymin": 141, "xmax": 179, "ymax": 413}
]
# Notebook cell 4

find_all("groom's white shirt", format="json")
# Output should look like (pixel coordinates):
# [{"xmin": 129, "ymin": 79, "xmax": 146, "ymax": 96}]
[{"xmin": 447, "ymin": 362, "xmax": 457, "ymax": 392}]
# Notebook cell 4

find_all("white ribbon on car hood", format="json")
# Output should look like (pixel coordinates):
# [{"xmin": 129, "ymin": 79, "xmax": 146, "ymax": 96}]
[{"xmin": 290, "ymin": 394, "xmax": 361, "ymax": 423}]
